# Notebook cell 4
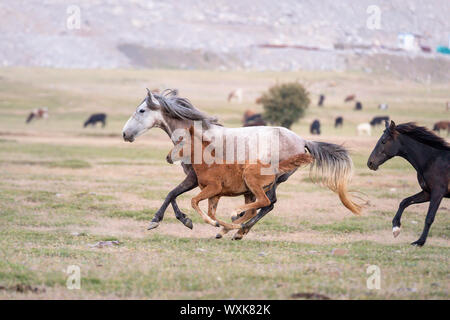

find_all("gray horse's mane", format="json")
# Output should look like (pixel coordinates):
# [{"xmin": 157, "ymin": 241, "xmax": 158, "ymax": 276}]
[{"xmin": 154, "ymin": 89, "xmax": 222, "ymax": 127}]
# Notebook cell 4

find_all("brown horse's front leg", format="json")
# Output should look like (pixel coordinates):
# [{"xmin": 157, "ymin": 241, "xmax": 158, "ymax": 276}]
[{"xmin": 191, "ymin": 185, "xmax": 222, "ymax": 227}]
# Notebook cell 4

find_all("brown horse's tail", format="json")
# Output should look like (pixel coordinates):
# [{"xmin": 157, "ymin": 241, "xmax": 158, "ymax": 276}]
[
  {"xmin": 278, "ymin": 153, "xmax": 314, "ymax": 173},
  {"xmin": 305, "ymin": 141, "xmax": 362, "ymax": 215}
]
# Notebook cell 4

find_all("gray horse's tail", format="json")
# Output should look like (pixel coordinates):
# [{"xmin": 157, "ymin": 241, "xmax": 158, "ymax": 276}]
[{"xmin": 305, "ymin": 141, "xmax": 362, "ymax": 215}]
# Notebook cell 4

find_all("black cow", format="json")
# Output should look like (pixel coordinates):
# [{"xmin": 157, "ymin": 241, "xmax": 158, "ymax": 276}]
[
  {"xmin": 335, "ymin": 116, "xmax": 343, "ymax": 128},
  {"xmin": 318, "ymin": 94, "xmax": 325, "ymax": 107},
  {"xmin": 370, "ymin": 116, "xmax": 390, "ymax": 127},
  {"xmin": 310, "ymin": 119, "xmax": 321, "ymax": 135},
  {"xmin": 84, "ymin": 113, "xmax": 107, "ymax": 128},
  {"xmin": 355, "ymin": 101, "xmax": 363, "ymax": 110},
  {"xmin": 243, "ymin": 114, "xmax": 266, "ymax": 127}
]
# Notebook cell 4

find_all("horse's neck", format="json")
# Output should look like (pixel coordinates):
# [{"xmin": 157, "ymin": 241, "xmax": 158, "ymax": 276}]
[
  {"xmin": 398, "ymin": 135, "xmax": 436, "ymax": 172},
  {"xmin": 162, "ymin": 116, "xmax": 222, "ymax": 145},
  {"xmin": 161, "ymin": 117, "xmax": 193, "ymax": 144}
]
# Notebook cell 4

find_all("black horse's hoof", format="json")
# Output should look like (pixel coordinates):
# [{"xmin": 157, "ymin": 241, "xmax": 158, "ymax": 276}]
[
  {"xmin": 215, "ymin": 233, "xmax": 222, "ymax": 239},
  {"xmin": 411, "ymin": 240, "xmax": 425, "ymax": 247},
  {"xmin": 183, "ymin": 218, "xmax": 193, "ymax": 230},
  {"xmin": 147, "ymin": 221, "xmax": 160, "ymax": 230}
]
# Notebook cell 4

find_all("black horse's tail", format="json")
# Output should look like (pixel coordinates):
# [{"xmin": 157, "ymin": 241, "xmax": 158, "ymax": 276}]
[{"xmin": 305, "ymin": 141, "xmax": 362, "ymax": 215}]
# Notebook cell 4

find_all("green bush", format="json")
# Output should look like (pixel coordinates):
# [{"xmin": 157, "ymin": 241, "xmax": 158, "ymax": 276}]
[{"xmin": 261, "ymin": 82, "xmax": 310, "ymax": 129}]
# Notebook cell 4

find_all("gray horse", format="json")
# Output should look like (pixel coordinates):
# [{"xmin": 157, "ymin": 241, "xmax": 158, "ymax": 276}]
[{"xmin": 122, "ymin": 89, "xmax": 361, "ymax": 239}]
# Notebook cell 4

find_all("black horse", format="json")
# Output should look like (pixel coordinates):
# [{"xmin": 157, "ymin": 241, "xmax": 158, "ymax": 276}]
[
  {"xmin": 335, "ymin": 116, "xmax": 343, "ymax": 128},
  {"xmin": 370, "ymin": 116, "xmax": 389, "ymax": 127},
  {"xmin": 355, "ymin": 101, "xmax": 363, "ymax": 110},
  {"xmin": 310, "ymin": 119, "xmax": 321, "ymax": 135},
  {"xmin": 84, "ymin": 113, "xmax": 107, "ymax": 128},
  {"xmin": 368, "ymin": 121, "xmax": 449, "ymax": 246},
  {"xmin": 318, "ymin": 94, "xmax": 325, "ymax": 107}
]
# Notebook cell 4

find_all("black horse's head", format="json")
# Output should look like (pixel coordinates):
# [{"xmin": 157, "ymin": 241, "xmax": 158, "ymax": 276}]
[{"xmin": 367, "ymin": 120, "xmax": 401, "ymax": 170}]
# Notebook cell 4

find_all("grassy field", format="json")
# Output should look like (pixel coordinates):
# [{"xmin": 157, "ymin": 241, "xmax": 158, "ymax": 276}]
[{"xmin": 0, "ymin": 67, "xmax": 448, "ymax": 299}]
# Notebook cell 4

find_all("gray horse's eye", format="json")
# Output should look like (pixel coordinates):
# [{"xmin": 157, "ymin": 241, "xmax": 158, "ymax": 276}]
[{"xmin": 139, "ymin": 109, "xmax": 145, "ymax": 113}]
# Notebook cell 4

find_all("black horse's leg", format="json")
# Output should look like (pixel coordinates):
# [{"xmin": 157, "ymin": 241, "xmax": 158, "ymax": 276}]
[
  {"xmin": 392, "ymin": 191, "xmax": 430, "ymax": 237},
  {"xmin": 147, "ymin": 169, "xmax": 198, "ymax": 230},
  {"xmin": 411, "ymin": 191, "xmax": 444, "ymax": 247}
]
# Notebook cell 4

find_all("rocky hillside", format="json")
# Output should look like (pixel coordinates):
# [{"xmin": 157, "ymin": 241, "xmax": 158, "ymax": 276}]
[{"xmin": 0, "ymin": 0, "xmax": 449, "ymax": 79}]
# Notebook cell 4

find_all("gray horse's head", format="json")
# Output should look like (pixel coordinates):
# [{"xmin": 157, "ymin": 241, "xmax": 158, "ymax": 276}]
[
  {"xmin": 122, "ymin": 89, "xmax": 165, "ymax": 142},
  {"xmin": 122, "ymin": 89, "xmax": 220, "ymax": 142}
]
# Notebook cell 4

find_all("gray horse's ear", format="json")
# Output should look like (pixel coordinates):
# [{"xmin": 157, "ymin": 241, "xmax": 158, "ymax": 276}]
[{"xmin": 146, "ymin": 88, "xmax": 160, "ymax": 106}]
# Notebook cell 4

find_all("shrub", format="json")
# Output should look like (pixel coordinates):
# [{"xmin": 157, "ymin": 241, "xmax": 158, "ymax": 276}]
[{"xmin": 261, "ymin": 82, "xmax": 310, "ymax": 129}]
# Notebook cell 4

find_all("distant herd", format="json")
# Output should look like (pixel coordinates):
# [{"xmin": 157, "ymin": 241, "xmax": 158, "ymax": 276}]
[
  {"xmin": 238, "ymin": 91, "xmax": 449, "ymax": 136},
  {"xmin": 25, "ymin": 90, "xmax": 450, "ymax": 139}
]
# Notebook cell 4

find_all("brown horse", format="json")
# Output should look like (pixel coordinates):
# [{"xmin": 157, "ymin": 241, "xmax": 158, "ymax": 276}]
[
  {"xmin": 166, "ymin": 125, "xmax": 313, "ymax": 231},
  {"xmin": 26, "ymin": 107, "xmax": 48, "ymax": 123},
  {"xmin": 344, "ymin": 94, "xmax": 355, "ymax": 102},
  {"xmin": 433, "ymin": 121, "xmax": 450, "ymax": 135}
]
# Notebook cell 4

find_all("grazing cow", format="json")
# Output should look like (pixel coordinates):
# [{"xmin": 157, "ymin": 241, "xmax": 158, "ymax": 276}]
[
  {"xmin": 26, "ymin": 107, "xmax": 48, "ymax": 123},
  {"xmin": 243, "ymin": 110, "xmax": 265, "ymax": 127},
  {"xmin": 318, "ymin": 94, "xmax": 325, "ymax": 107},
  {"xmin": 355, "ymin": 101, "xmax": 363, "ymax": 110},
  {"xmin": 370, "ymin": 116, "xmax": 390, "ymax": 127},
  {"xmin": 228, "ymin": 88, "xmax": 243, "ymax": 103},
  {"xmin": 378, "ymin": 103, "xmax": 389, "ymax": 110},
  {"xmin": 433, "ymin": 121, "xmax": 450, "ymax": 135},
  {"xmin": 244, "ymin": 114, "xmax": 266, "ymax": 127},
  {"xmin": 357, "ymin": 123, "xmax": 371, "ymax": 136},
  {"xmin": 335, "ymin": 116, "xmax": 343, "ymax": 128},
  {"xmin": 310, "ymin": 119, "xmax": 321, "ymax": 135},
  {"xmin": 344, "ymin": 94, "xmax": 355, "ymax": 102},
  {"xmin": 84, "ymin": 113, "xmax": 107, "ymax": 128}
]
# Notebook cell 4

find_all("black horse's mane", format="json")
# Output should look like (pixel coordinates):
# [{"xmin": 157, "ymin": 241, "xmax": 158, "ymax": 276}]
[{"xmin": 395, "ymin": 122, "xmax": 450, "ymax": 151}]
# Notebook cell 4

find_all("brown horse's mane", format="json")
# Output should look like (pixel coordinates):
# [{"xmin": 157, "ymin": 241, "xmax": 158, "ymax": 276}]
[{"xmin": 395, "ymin": 122, "xmax": 450, "ymax": 151}]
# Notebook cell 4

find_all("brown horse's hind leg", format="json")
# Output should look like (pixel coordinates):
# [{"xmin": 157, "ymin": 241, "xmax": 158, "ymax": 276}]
[
  {"xmin": 233, "ymin": 171, "xmax": 292, "ymax": 240},
  {"xmin": 216, "ymin": 194, "xmax": 256, "ymax": 239},
  {"xmin": 191, "ymin": 185, "xmax": 222, "ymax": 227},
  {"xmin": 208, "ymin": 196, "xmax": 220, "ymax": 221},
  {"xmin": 216, "ymin": 172, "xmax": 272, "ymax": 230}
]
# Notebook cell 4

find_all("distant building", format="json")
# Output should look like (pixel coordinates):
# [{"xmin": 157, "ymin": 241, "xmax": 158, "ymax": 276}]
[{"xmin": 397, "ymin": 33, "xmax": 420, "ymax": 51}]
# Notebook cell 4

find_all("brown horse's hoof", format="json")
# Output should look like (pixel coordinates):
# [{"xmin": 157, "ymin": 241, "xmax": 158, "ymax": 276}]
[
  {"xmin": 232, "ymin": 233, "xmax": 243, "ymax": 240},
  {"xmin": 147, "ymin": 221, "xmax": 160, "ymax": 230},
  {"xmin": 183, "ymin": 218, "xmax": 193, "ymax": 230},
  {"xmin": 215, "ymin": 233, "xmax": 223, "ymax": 239}
]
